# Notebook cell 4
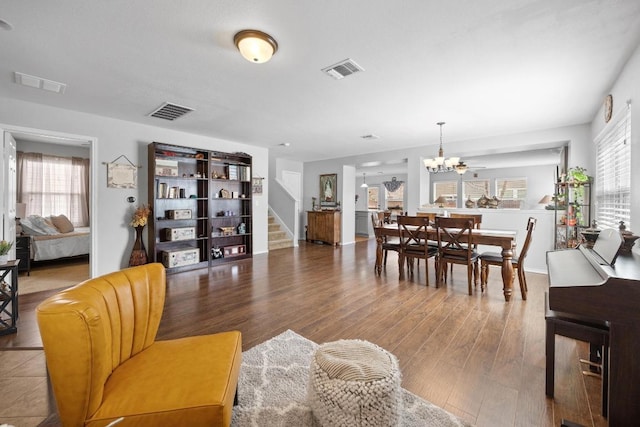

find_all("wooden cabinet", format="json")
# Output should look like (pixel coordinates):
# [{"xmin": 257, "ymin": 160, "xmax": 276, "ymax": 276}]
[
  {"xmin": 307, "ymin": 211, "xmax": 341, "ymax": 246},
  {"xmin": 148, "ymin": 142, "xmax": 252, "ymax": 273}
]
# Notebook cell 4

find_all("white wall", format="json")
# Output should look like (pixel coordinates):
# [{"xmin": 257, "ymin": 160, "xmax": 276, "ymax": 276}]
[
  {"xmin": 0, "ymin": 98, "xmax": 269, "ymax": 276},
  {"xmin": 16, "ymin": 140, "xmax": 91, "ymax": 158}
]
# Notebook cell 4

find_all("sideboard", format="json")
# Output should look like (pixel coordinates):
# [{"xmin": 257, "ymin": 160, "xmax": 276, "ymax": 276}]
[{"xmin": 307, "ymin": 211, "xmax": 341, "ymax": 246}]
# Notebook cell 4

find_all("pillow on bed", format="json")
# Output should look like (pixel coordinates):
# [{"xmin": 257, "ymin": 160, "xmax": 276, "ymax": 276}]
[
  {"xmin": 20, "ymin": 215, "xmax": 60, "ymax": 236},
  {"xmin": 50, "ymin": 214, "xmax": 75, "ymax": 233}
]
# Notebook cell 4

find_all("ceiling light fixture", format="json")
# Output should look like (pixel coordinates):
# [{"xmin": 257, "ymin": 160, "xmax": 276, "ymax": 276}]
[
  {"xmin": 234, "ymin": 30, "xmax": 278, "ymax": 63},
  {"xmin": 423, "ymin": 122, "xmax": 467, "ymax": 175},
  {"xmin": 360, "ymin": 173, "xmax": 368, "ymax": 188}
]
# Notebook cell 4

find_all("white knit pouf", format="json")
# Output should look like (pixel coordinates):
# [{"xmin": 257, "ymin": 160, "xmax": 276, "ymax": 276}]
[{"xmin": 307, "ymin": 339, "xmax": 402, "ymax": 426}]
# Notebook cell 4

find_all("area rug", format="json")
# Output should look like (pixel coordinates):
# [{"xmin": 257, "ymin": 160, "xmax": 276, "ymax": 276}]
[{"xmin": 231, "ymin": 329, "xmax": 473, "ymax": 426}]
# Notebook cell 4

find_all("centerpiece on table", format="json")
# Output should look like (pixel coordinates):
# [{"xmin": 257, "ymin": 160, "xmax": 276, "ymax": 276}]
[{"xmin": 128, "ymin": 204, "xmax": 151, "ymax": 267}]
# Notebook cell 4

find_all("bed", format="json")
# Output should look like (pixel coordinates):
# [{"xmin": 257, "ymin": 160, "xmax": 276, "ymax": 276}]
[{"xmin": 19, "ymin": 215, "xmax": 90, "ymax": 261}]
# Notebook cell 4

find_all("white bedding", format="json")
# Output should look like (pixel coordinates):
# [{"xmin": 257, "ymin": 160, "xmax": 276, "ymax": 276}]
[{"xmin": 31, "ymin": 227, "xmax": 90, "ymax": 261}]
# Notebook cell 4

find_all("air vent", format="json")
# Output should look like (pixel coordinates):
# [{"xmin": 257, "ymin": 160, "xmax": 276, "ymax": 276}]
[
  {"xmin": 321, "ymin": 58, "xmax": 364, "ymax": 80},
  {"xmin": 360, "ymin": 134, "xmax": 380, "ymax": 140},
  {"xmin": 14, "ymin": 72, "xmax": 66, "ymax": 94},
  {"xmin": 148, "ymin": 102, "xmax": 194, "ymax": 121}
]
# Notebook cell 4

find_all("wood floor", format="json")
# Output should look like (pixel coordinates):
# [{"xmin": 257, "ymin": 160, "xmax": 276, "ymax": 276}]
[{"xmin": 0, "ymin": 239, "xmax": 606, "ymax": 426}]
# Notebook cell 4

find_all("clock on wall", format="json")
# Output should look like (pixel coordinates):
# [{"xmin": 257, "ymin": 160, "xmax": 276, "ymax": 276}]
[{"xmin": 604, "ymin": 94, "xmax": 613, "ymax": 123}]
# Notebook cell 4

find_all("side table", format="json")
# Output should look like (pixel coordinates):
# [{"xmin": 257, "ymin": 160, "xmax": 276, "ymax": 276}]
[
  {"xmin": 0, "ymin": 260, "xmax": 19, "ymax": 335},
  {"xmin": 16, "ymin": 235, "xmax": 31, "ymax": 276}
]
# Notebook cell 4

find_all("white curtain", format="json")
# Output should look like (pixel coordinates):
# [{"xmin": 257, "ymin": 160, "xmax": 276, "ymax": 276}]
[{"xmin": 17, "ymin": 152, "xmax": 90, "ymax": 226}]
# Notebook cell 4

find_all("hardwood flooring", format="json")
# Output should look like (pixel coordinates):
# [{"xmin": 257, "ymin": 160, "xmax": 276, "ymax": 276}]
[{"xmin": 0, "ymin": 239, "xmax": 606, "ymax": 426}]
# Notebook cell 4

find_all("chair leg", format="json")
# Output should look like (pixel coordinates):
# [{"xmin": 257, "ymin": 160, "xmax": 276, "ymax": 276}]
[
  {"xmin": 480, "ymin": 261, "xmax": 488, "ymax": 292},
  {"xmin": 467, "ymin": 264, "xmax": 473, "ymax": 295},
  {"xmin": 383, "ymin": 249, "xmax": 388, "ymax": 268},
  {"xmin": 517, "ymin": 266, "xmax": 527, "ymax": 300},
  {"xmin": 473, "ymin": 260, "xmax": 479, "ymax": 287},
  {"xmin": 424, "ymin": 257, "xmax": 430, "ymax": 287}
]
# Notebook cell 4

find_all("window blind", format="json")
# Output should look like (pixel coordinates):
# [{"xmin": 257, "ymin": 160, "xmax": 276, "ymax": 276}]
[
  {"xmin": 434, "ymin": 181, "xmax": 457, "ymax": 207},
  {"xmin": 595, "ymin": 105, "xmax": 631, "ymax": 230},
  {"xmin": 463, "ymin": 180, "xmax": 489, "ymax": 201}
]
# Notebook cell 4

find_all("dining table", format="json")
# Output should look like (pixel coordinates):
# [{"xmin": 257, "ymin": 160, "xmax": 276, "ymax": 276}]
[{"xmin": 374, "ymin": 223, "xmax": 519, "ymax": 301}]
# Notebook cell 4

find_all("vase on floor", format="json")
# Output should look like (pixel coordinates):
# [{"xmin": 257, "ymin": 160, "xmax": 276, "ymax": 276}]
[{"xmin": 128, "ymin": 226, "xmax": 148, "ymax": 267}]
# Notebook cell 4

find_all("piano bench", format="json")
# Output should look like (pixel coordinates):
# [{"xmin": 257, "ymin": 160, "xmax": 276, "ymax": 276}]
[{"xmin": 545, "ymin": 292, "xmax": 609, "ymax": 418}]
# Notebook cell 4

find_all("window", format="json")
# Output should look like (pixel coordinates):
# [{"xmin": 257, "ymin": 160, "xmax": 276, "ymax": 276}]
[
  {"xmin": 496, "ymin": 178, "xmax": 526, "ymax": 209},
  {"xmin": 367, "ymin": 187, "xmax": 379, "ymax": 210},
  {"xmin": 463, "ymin": 180, "xmax": 489, "ymax": 203},
  {"xmin": 595, "ymin": 106, "xmax": 631, "ymax": 229},
  {"xmin": 385, "ymin": 183, "xmax": 404, "ymax": 211},
  {"xmin": 433, "ymin": 181, "xmax": 457, "ymax": 208},
  {"xmin": 18, "ymin": 152, "xmax": 90, "ymax": 226}
]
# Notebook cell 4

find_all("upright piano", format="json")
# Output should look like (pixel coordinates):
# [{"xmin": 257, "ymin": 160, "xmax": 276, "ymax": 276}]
[{"xmin": 547, "ymin": 229, "xmax": 640, "ymax": 425}]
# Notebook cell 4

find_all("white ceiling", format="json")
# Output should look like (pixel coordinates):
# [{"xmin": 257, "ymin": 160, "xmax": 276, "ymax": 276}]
[{"xmin": 1, "ymin": 1, "xmax": 639, "ymax": 167}]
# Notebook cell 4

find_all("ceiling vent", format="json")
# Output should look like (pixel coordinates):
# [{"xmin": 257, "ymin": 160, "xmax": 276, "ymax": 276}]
[
  {"xmin": 14, "ymin": 72, "xmax": 66, "ymax": 94},
  {"xmin": 148, "ymin": 102, "xmax": 194, "ymax": 121},
  {"xmin": 360, "ymin": 134, "xmax": 380, "ymax": 140},
  {"xmin": 322, "ymin": 58, "xmax": 364, "ymax": 80}
]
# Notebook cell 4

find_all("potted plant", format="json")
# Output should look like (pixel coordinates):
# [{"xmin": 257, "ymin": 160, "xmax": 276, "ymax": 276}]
[{"xmin": 0, "ymin": 240, "xmax": 13, "ymax": 264}]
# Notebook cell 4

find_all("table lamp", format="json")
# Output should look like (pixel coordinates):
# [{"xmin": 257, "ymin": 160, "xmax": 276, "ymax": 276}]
[{"xmin": 434, "ymin": 196, "xmax": 447, "ymax": 208}]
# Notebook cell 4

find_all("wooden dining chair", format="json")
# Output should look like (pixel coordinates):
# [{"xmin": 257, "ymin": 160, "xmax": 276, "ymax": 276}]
[
  {"xmin": 447, "ymin": 213, "xmax": 482, "ymax": 277},
  {"xmin": 372, "ymin": 212, "xmax": 401, "ymax": 269},
  {"xmin": 479, "ymin": 217, "xmax": 536, "ymax": 300},
  {"xmin": 434, "ymin": 216, "xmax": 479, "ymax": 295},
  {"xmin": 397, "ymin": 215, "xmax": 439, "ymax": 286}
]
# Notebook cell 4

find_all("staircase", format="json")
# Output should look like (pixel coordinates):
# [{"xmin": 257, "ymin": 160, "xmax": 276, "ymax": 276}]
[{"xmin": 268, "ymin": 215, "xmax": 294, "ymax": 250}]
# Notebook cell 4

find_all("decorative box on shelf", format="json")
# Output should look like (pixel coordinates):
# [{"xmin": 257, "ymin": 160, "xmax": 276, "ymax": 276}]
[
  {"xmin": 165, "ymin": 227, "xmax": 195, "ymax": 241},
  {"xmin": 223, "ymin": 244, "xmax": 246, "ymax": 258},
  {"xmin": 155, "ymin": 159, "xmax": 179, "ymax": 177},
  {"xmin": 166, "ymin": 209, "xmax": 192, "ymax": 220},
  {"xmin": 162, "ymin": 248, "xmax": 199, "ymax": 268},
  {"xmin": 219, "ymin": 226, "xmax": 235, "ymax": 236}
]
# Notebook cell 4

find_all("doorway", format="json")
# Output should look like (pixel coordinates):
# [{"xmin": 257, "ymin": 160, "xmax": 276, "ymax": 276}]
[{"xmin": 1, "ymin": 124, "xmax": 97, "ymax": 280}]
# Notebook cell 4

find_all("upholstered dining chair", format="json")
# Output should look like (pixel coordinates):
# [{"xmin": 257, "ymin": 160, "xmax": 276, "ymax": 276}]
[
  {"xmin": 36, "ymin": 263, "xmax": 242, "ymax": 427},
  {"xmin": 397, "ymin": 215, "xmax": 439, "ymax": 286},
  {"xmin": 372, "ymin": 212, "xmax": 401, "ymax": 269},
  {"xmin": 434, "ymin": 216, "xmax": 479, "ymax": 295},
  {"xmin": 479, "ymin": 216, "xmax": 536, "ymax": 300}
]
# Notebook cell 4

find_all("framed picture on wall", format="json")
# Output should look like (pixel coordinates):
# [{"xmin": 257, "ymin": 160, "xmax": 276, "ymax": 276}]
[{"xmin": 319, "ymin": 173, "xmax": 337, "ymax": 207}]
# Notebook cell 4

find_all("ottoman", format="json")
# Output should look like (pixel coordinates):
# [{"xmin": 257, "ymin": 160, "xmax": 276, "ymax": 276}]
[{"xmin": 307, "ymin": 339, "xmax": 402, "ymax": 426}]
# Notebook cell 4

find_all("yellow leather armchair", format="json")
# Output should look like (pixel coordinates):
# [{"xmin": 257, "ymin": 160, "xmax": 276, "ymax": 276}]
[{"xmin": 36, "ymin": 263, "xmax": 241, "ymax": 427}]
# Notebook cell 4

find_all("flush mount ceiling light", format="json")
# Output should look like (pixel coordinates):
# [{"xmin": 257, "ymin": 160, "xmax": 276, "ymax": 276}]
[
  {"xmin": 234, "ymin": 30, "xmax": 278, "ymax": 63},
  {"xmin": 423, "ymin": 122, "xmax": 467, "ymax": 175}
]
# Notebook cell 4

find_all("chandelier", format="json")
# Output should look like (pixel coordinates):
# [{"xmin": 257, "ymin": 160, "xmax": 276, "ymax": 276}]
[{"xmin": 423, "ymin": 122, "xmax": 467, "ymax": 175}]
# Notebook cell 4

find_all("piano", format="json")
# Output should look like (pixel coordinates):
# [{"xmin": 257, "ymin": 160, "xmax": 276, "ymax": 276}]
[{"xmin": 547, "ymin": 229, "xmax": 640, "ymax": 425}]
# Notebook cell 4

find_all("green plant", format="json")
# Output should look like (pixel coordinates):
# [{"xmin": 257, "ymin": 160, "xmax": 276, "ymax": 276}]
[
  {"xmin": 567, "ymin": 166, "xmax": 589, "ymax": 183},
  {"xmin": 0, "ymin": 240, "xmax": 13, "ymax": 255}
]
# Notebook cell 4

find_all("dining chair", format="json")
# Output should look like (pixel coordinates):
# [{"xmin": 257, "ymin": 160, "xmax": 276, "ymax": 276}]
[
  {"xmin": 371, "ymin": 212, "xmax": 401, "ymax": 269},
  {"xmin": 434, "ymin": 216, "xmax": 479, "ymax": 295},
  {"xmin": 447, "ymin": 213, "xmax": 482, "ymax": 277},
  {"xmin": 479, "ymin": 217, "xmax": 536, "ymax": 300},
  {"xmin": 397, "ymin": 215, "xmax": 439, "ymax": 286}
]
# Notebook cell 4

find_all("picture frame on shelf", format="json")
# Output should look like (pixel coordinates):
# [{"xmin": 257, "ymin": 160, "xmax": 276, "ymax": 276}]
[{"xmin": 319, "ymin": 173, "xmax": 337, "ymax": 207}]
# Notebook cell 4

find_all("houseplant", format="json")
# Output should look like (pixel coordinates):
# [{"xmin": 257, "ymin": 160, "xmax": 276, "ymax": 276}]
[{"xmin": 0, "ymin": 240, "xmax": 13, "ymax": 264}]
